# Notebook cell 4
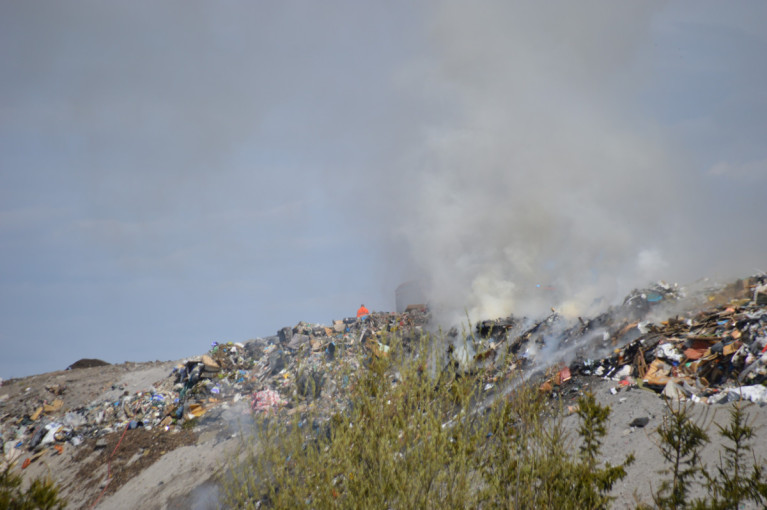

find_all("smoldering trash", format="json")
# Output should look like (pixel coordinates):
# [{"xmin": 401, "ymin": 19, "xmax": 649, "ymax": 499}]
[{"xmin": 3, "ymin": 274, "xmax": 767, "ymax": 506}]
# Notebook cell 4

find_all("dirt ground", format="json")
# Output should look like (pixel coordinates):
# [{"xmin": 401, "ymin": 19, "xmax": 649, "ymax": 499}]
[
  {"xmin": 0, "ymin": 360, "xmax": 245, "ymax": 510},
  {"xmin": 0, "ymin": 361, "xmax": 175, "ymax": 419},
  {"xmin": 73, "ymin": 427, "xmax": 199, "ymax": 507},
  {"xmin": 560, "ymin": 376, "xmax": 767, "ymax": 509}
]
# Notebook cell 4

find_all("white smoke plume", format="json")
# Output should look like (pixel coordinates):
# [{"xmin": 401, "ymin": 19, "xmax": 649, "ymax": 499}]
[{"xmin": 396, "ymin": 2, "xmax": 689, "ymax": 324}]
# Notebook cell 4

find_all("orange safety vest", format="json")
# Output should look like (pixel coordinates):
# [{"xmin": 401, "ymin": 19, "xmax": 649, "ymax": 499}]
[{"xmin": 357, "ymin": 306, "xmax": 369, "ymax": 317}]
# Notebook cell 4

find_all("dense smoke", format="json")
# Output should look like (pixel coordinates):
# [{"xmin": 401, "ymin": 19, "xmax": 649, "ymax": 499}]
[{"xmin": 395, "ymin": 2, "xmax": 716, "ymax": 324}]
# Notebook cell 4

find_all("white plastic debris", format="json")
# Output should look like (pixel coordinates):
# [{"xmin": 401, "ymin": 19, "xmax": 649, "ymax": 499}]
[
  {"xmin": 41, "ymin": 423, "xmax": 62, "ymax": 445},
  {"xmin": 656, "ymin": 343, "xmax": 683, "ymax": 363},
  {"xmin": 734, "ymin": 385, "xmax": 767, "ymax": 404},
  {"xmin": 709, "ymin": 385, "xmax": 767, "ymax": 405},
  {"xmin": 63, "ymin": 412, "xmax": 86, "ymax": 428},
  {"xmin": 613, "ymin": 365, "xmax": 633, "ymax": 380},
  {"xmin": 3, "ymin": 441, "xmax": 21, "ymax": 463},
  {"xmin": 662, "ymin": 381, "xmax": 689, "ymax": 401}
]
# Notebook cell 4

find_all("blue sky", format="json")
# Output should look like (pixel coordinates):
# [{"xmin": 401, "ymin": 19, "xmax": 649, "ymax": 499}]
[{"xmin": 2, "ymin": 1, "xmax": 766, "ymax": 378}]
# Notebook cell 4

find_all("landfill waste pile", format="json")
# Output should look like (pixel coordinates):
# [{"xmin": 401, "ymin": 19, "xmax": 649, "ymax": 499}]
[
  {"xmin": 216, "ymin": 274, "xmax": 767, "ymax": 510},
  {"xmin": 0, "ymin": 306, "xmax": 431, "ymax": 508},
  {"xmin": 1, "ymin": 275, "xmax": 767, "ymax": 508},
  {"xmin": 557, "ymin": 275, "xmax": 767, "ymax": 405},
  {"xmin": 465, "ymin": 276, "xmax": 767, "ymax": 407}
]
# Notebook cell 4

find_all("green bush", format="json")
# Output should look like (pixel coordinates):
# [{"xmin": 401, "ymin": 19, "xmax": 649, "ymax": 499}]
[
  {"xmin": 700, "ymin": 401, "xmax": 767, "ymax": 509},
  {"xmin": 652, "ymin": 398, "xmax": 710, "ymax": 510},
  {"xmin": 651, "ymin": 395, "xmax": 767, "ymax": 510},
  {"xmin": 219, "ymin": 332, "xmax": 632, "ymax": 509},
  {"xmin": 0, "ymin": 463, "xmax": 67, "ymax": 510}
]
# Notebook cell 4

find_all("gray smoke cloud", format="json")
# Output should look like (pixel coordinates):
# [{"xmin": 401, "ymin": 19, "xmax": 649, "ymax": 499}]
[{"xmin": 390, "ymin": 1, "xmax": 766, "ymax": 324}]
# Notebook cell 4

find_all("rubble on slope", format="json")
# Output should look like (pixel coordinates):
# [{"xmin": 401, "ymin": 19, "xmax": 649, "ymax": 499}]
[
  {"xmin": 0, "ymin": 306, "xmax": 431, "ymax": 482},
  {"xmin": 535, "ymin": 275, "xmax": 767, "ymax": 405},
  {"xmin": 2, "ymin": 274, "xmax": 766, "ymax": 503}
]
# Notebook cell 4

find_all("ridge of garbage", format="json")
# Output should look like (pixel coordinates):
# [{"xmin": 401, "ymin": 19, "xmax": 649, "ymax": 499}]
[{"xmin": 1, "ymin": 274, "xmax": 766, "ymax": 497}]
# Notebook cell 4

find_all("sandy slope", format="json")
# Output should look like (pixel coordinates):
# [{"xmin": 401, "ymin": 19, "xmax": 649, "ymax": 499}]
[
  {"xmin": 561, "ymin": 377, "xmax": 767, "ymax": 509},
  {"xmin": 0, "ymin": 360, "xmax": 244, "ymax": 509}
]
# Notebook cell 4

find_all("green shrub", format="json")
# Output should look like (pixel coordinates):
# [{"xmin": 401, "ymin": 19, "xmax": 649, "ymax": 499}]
[
  {"xmin": 0, "ymin": 463, "xmax": 67, "ymax": 510},
  {"xmin": 702, "ymin": 401, "xmax": 767, "ymax": 509},
  {"xmin": 652, "ymin": 395, "xmax": 767, "ymax": 510},
  {"xmin": 219, "ymin": 332, "xmax": 632, "ymax": 509},
  {"xmin": 652, "ymin": 398, "xmax": 709, "ymax": 510}
]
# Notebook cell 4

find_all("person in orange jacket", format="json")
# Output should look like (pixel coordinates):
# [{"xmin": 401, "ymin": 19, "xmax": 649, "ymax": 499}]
[{"xmin": 356, "ymin": 304, "xmax": 369, "ymax": 318}]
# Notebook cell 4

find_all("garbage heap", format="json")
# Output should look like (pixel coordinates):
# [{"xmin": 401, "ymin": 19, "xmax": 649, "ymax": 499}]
[
  {"xmin": 0, "ymin": 307, "xmax": 431, "ymax": 470},
  {"xmin": 463, "ymin": 281, "xmax": 684, "ymax": 387},
  {"xmin": 544, "ymin": 276, "xmax": 767, "ymax": 404},
  {"xmin": 2, "ymin": 275, "xmax": 764, "ymax": 474}
]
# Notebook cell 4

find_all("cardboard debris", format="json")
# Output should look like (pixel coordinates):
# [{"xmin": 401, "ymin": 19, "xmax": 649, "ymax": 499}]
[
  {"xmin": 30, "ymin": 407, "xmax": 43, "ymax": 421},
  {"xmin": 188, "ymin": 403, "xmax": 206, "ymax": 418},
  {"xmin": 683, "ymin": 339, "xmax": 711, "ymax": 360},
  {"xmin": 43, "ymin": 399, "xmax": 64, "ymax": 413},
  {"xmin": 723, "ymin": 341, "xmax": 741, "ymax": 356},
  {"xmin": 201, "ymin": 355, "xmax": 220, "ymax": 371},
  {"xmin": 643, "ymin": 359, "xmax": 673, "ymax": 387}
]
